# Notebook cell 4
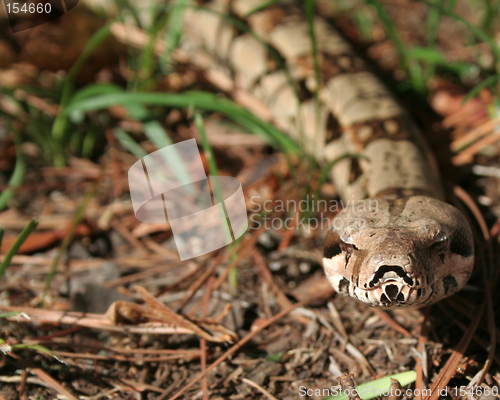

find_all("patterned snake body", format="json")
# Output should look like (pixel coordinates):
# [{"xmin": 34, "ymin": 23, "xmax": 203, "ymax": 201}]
[{"xmin": 183, "ymin": 0, "xmax": 475, "ymax": 308}]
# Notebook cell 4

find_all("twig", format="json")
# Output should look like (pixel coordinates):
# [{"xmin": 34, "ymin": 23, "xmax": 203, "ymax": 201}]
[
  {"xmin": 0, "ymin": 218, "xmax": 38, "ymax": 278},
  {"xmin": 241, "ymin": 378, "xmax": 280, "ymax": 400},
  {"xmin": 0, "ymin": 305, "xmax": 194, "ymax": 335},
  {"xmin": 134, "ymin": 285, "xmax": 231, "ymax": 342},
  {"xmin": 166, "ymin": 299, "xmax": 309, "ymax": 400},
  {"xmin": 277, "ymin": 211, "xmax": 297, "ymax": 251},
  {"xmin": 44, "ymin": 171, "xmax": 105, "ymax": 300},
  {"xmin": 415, "ymin": 307, "xmax": 431, "ymax": 400},
  {"xmin": 327, "ymin": 301, "xmax": 348, "ymax": 338},
  {"xmin": 105, "ymin": 129, "xmax": 122, "ymax": 198},
  {"xmin": 111, "ymin": 220, "xmax": 150, "ymax": 255},
  {"xmin": 19, "ymin": 369, "xmax": 28, "ymax": 399},
  {"xmin": 52, "ymin": 351, "xmax": 200, "ymax": 363},
  {"xmin": 213, "ymin": 225, "xmax": 266, "ymax": 290},
  {"xmin": 252, "ymin": 249, "xmax": 292, "ymax": 310},
  {"xmin": 450, "ymin": 118, "xmax": 500, "ymax": 152},
  {"xmin": 252, "ymin": 248, "xmax": 310, "ymax": 325},
  {"xmin": 453, "ymin": 186, "xmax": 496, "ymax": 384},
  {"xmin": 423, "ymin": 301, "xmax": 485, "ymax": 400},
  {"xmin": 437, "ymin": 302, "xmax": 500, "ymax": 359},
  {"xmin": 120, "ymin": 378, "xmax": 163, "ymax": 393},
  {"xmin": 174, "ymin": 251, "xmax": 225, "ymax": 312},
  {"xmin": 338, "ymin": 373, "xmax": 362, "ymax": 400},
  {"xmin": 200, "ymin": 276, "xmax": 214, "ymax": 400},
  {"xmin": 389, "ymin": 378, "xmax": 404, "ymax": 400},
  {"xmin": 370, "ymin": 308, "xmax": 412, "ymax": 337},
  {"xmin": 489, "ymin": 215, "xmax": 500, "ymax": 238},
  {"xmin": 452, "ymin": 131, "xmax": 500, "ymax": 165},
  {"xmin": 30, "ymin": 367, "xmax": 79, "ymax": 400},
  {"xmin": 175, "ymin": 226, "xmax": 266, "ymax": 313}
]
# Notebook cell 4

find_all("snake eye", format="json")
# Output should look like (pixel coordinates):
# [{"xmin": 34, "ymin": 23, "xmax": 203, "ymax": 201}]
[
  {"xmin": 339, "ymin": 241, "xmax": 358, "ymax": 264},
  {"xmin": 431, "ymin": 232, "xmax": 448, "ymax": 263}
]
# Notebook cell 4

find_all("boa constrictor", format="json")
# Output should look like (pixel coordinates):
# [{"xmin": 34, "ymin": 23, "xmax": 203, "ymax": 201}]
[{"xmin": 182, "ymin": 0, "xmax": 474, "ymax": 309}]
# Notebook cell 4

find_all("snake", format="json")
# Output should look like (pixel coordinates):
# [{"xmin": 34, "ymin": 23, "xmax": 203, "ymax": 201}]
[{"xmin": 181, "ymin": 0, "xmax": 475, "ymax": 309}]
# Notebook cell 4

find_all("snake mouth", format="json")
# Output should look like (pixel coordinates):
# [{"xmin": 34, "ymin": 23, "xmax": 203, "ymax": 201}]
[
  {"xmin": 376, "ymin": 283, "xmax": 435, "ymax": 308},
  {"xmin": 334, "ymin": 275, "xmax": 431, "ymax": 309},
  {"xmin": 368, "ymin": 265, "xmax": 415, "ymax": 288},
  {"xmin": 375, "ymin": 280, "xmax": 408, "ymax": 306},
  {"xmin": 366, "ymin": 265, "xmax": 417, "ymax": 306},
  {"xmin": 381, "ymin": 283, "xmax": 405, "ymax": 303}
]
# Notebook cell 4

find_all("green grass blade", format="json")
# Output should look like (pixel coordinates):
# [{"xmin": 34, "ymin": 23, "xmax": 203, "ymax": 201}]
[
  {"xmin": 194, "ymin": 5, "xmax": 300, "ymax": 101},
  {"xmin": 0, "ymin": 218, "xmax": 38, "ymax": 279},
  {"xmin": 0, "ymin": 135, "xmax": 27, "ymax": 212},
  {"xmin": 51, "ymin": 23, "xmax": 114, "ymax": 166},
  {"xmin": 194, "ymin": 111, "xmax": 236, "ymax": 286},
  {"xmin": 194, "ymin": 111, "xmax": 221, "ymax": 203},
  {"xmin": 74, "ymin": 85, "xmax": 193, "ymax": 191},
  {"xmin": 113, "ymin": 99, "xmax": 192, "ymax": 190},
  {"xmin": 440, "ymin": 61, "xmax": 478, "ymax": 78},
  {"xmin": 81, "ymin": 128, "xmax": 98, "ymax": 159},
  {"xmin": 50, "ymin": 2, "xmax": 298, "ymax": 166},
  {"xmin": 143, "ymin": 120, "xmax": 193, "ymax": 190},
  {"xmin": 142, "ymin": 121, "xmax": 173, "ymax": 148},
  {"xmin": 0, "ymin": 311, "xmax": 27, "ymax": 319},
  {"xmin": 305, "ymin": 0, "xmax": 321, "ymax": 92},
  {"xmin": 419, "ymin": 0, "xmax": 500, "ymax": 66},
  {"xmin": 11, "ymin": 343, "xmax": 54, "ymax": 355},
  {"xmin": 323, "ymin": 371, "xmax": 417, "ymax": 400},
  {"xmin": 194, "ymin": 111, "xmax": 232, "ymax": 233},
  {"xmin": 407, "ymin": 60, "xmax": 426, "ymax": 94},
  {"xmin": 426, "ymin": 0, "xmax": 444, "ymax": 46},
  {"xmin": 245, "ymin": 0, "xmax": 283, "ymax": 17},
  {"xmin": 406, "ymin": 47, "xmax": 446, "ymax": 64},
  {"xmin": 44, "ymin": 176, "xmax": 101, "ymax": 298},
  {"xmin": 364, "ymin": 0, "xmax": 408, "ymax": 67},
  {"xmin": 113, "ymin": 127, "xmax": 148, "ymax": 158},
  {"xmin": 161, "ymin": 0, "xmax": 189, "ymax": 71},
  {"xmin": 462, "ymin": 74, "xmax": 500, "ymax": 105},
  {"xmin": 134, "ymin": 10, "xmax": 170, "ymax": 90},
  {"xmin": 482, "ymin": 0, "xmax": 500, "ymax": 33},
  {"xmin": 305, "ymin": 0, "xmax": 322, "ymax": 155},
  {"xmin": 66, "ymin": 91, "xmax": 299, "ymax": 153},
  {"xmin": 71, "ymin": 83, "xmax": 124, "ymax": 104},
  {"xmin": 447, "ymin": 0, "xmax": 459, "ymax": 11},
  {"xmin": 114, "ymin": 0, "xmax": 143, "ymax": 28},
  {"xmin": 353, "ymin": 8, "xmax": 375, "ymax": 41},
  {"xmin": 113, "ymin": 124, "xmax": 190, "ymax": 192},
  {"xmin": 10, "ymin": 343, "xmax": 65, "ymax": 363},
  {"xmin": 316, "ymin": 153, "xmax": 366, "ymax": 199}
]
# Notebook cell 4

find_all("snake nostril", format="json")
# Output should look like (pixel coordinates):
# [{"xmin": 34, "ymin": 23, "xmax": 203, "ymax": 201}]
[{"xmin": 385, "ymin": 284, "xmax": 399, "ymax": 300}]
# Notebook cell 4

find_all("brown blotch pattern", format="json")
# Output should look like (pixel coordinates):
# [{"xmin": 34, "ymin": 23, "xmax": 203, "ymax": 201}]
[
  {"xmin": 323, "ymin": 231, "xmax": 342, "ymax": 259},
  {"xmin": 320, "ymin": 54, "xmax": 367, "ymax": 81},
  {"xmin": 349, "ymin": 157, "xmax": 363, "ymax": 184},
  {"xmin": 246, "ymin": 5, "xmax": 289, "ymax": 34},
  {"xmin": 325, "ymin": 113, "xmax": 342, "ymax": 143},
  {"xmin": 375, "ymin": 188, "xmax": 434, "ymax": 200},
  {"xmin": 350, "ymin": 116, "xmax": 413, "ymax": 148}
]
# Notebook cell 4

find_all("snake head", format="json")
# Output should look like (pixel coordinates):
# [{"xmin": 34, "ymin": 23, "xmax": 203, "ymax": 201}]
[{"xmin": 323, "ymin": 196, "xmax": 474, "ymax": 309}]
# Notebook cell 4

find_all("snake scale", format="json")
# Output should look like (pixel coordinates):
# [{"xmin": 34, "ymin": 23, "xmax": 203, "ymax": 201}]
[{"xmin": 182, "ymin": 0, "xmax": 475, "ymax": 309}]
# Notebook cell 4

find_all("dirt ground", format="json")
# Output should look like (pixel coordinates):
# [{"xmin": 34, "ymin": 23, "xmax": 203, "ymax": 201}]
[{"xmin": 0, "ymin": 0, "xmax": 499, "ymax": 399}]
